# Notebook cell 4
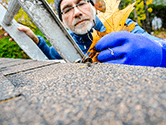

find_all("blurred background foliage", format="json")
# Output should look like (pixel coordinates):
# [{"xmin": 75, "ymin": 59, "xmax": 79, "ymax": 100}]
[{"xmin": 0, "ymin": 0, "xmax": 166, "ymax": 59}]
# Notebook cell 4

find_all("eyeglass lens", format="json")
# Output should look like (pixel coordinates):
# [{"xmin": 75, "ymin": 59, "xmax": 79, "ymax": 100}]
[{"xmin": 61, "ymin": 0, "xmax": 89, "ymax": 15}]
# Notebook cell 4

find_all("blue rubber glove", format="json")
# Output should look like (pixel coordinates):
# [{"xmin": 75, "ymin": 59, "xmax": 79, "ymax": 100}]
[{"xmin": 95, "ymin": 31, "xmax": 163, "ymax": 67}]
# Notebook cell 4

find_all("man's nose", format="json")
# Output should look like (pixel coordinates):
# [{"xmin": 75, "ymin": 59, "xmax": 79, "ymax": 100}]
[{"xmin": 73, "ymin": 7, "xmax": 82, "ymax": 17}]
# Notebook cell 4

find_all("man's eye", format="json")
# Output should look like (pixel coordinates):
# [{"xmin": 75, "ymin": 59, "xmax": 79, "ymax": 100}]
[
  {"xmin": 78, "ymin": 2, "xmax": 86, "ymax": 6},
  {"xmin": 64, "ymin": 8, "xmax": 72, "ymax": 13}
]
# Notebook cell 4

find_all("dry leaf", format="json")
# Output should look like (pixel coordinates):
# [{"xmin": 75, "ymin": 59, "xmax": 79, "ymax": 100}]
[{"xmin": 83, "ymin": 0, "xmax": 136, "ymax": 62}]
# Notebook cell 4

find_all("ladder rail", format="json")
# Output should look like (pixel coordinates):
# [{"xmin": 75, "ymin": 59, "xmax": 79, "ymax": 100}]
[{"xmin": 40, "ymin": 0, "xmax": 84, "ymax": 59}]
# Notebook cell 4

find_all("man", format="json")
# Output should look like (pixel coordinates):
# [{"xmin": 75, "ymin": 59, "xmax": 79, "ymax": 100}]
[{"xmin": 1, "ymin": 0, "xmax": 166, "ymax": 67}]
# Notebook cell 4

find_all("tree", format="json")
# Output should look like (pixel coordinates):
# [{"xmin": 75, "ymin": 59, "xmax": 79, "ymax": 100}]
[
  {"xmin": 120, "ymin": 0, "xmax": 153, "ymax": 31},
  {"xmin": 143, "ymin": 0, "xmax": 151, "ymax": 33}
]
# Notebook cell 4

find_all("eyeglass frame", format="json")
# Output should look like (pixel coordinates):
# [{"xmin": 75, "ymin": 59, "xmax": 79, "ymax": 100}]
[{"xmin": 60, "ymin": 0, "xmax": 91, "ymax": 15}]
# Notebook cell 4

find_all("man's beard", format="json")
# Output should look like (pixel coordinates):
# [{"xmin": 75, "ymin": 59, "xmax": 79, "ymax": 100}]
[
  {"xmin": 71, "ymin": 17, "xmax": 94, "ymax": 35},
  {"xmin": 63, "ymin": 7, "xmax": 96, "ymax": 35}
]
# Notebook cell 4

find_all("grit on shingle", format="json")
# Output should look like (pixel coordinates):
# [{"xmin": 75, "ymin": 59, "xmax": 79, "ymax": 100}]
[
  {"xmin": 0, "ymin": 96, "xmax": 46, "ymax": 125},
  {"xmin": 0, "ymin": 58, "xmax": 166, "ymax": 125}
]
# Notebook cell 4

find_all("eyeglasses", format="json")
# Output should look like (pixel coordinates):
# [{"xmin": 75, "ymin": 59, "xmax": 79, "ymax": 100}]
[{"xmin": 61, "ymin": 0, "xmax": 90, "ymax": 16}]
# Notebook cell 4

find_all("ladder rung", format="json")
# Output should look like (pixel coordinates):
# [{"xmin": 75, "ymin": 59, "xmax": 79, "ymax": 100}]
[{"xmin": 2, "ymin": 0, "xmax": 21, "ymax": 26}]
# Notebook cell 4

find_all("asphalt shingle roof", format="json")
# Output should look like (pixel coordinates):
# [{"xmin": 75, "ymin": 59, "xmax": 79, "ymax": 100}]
[{"xmin": 0, "ymin": 58, "xmax": 166, "ymax": 124}]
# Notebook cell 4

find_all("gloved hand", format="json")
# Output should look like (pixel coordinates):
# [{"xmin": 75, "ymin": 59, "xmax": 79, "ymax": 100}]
[{"xmin": 95, "ymin": 31, "xmax": 163, "ymax": 67}]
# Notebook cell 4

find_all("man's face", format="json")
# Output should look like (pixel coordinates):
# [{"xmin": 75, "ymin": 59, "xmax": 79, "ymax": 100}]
[{"xmin": 60, "ymin": 0, "xmax": 96, "ymax": 35}]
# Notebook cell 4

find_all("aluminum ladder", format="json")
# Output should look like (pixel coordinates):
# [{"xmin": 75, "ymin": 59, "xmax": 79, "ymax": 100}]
[{"xmin": 0, "ymin": 0, "xmax": 84, "ymax": 62}]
